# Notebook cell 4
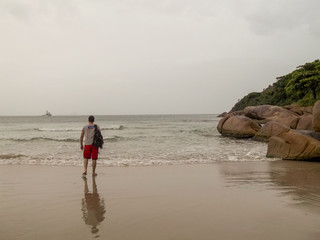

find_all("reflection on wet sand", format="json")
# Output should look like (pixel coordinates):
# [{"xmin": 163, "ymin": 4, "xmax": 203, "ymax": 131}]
[
  {"xmin": 81, "ymin": 176, "xmax": 106, "ymax": 237},
  {"xmin": 219, "ymin": 162, "xmax": 273, "ymax": 188},
  {"xmin": 269, "ymin": 161, "xmax": 320, "ymax": 209},
  {"xmin": 219, "ymin": 161, "xmax": 320, "ymax": 210}
]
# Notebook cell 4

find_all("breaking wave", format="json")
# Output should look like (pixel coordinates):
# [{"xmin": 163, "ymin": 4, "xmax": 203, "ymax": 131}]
[
  {"xmin": 191, "ymin": 129, "xmax": 217, "ymax": 137},
  {"xmin": 0, "ymin": 154, "xmax": 26, "ymax": 159},
  {"xmin": 6, "ymin": 137, "xmax": 79, "ymax": 143},
  {"xmin": 101, "ymin": 125, "xmax": 125, "ymax": 130},
  {"xmin": 3, "ymin": 136, "xmax": 126, "ymax": 143},
  {"xmin": 35, "ymin": 128, "xmax": 78, "ymax": 132},
  {"xmin": 34, "ymin": 125, "xmax": 125, "ymax": 132},
  {"xmin": 104, "ymin": 136, "xmax": 124, "ymax": 142}
]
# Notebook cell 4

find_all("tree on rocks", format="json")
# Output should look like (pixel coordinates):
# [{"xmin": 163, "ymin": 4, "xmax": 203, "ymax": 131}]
[{"xmin": 285, "ymin": 59, "xmax": 320, "ymax": 102}]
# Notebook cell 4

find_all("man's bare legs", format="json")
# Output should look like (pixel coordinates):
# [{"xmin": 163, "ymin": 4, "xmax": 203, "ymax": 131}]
[
  {"xmin": 83, "ymin": 158, "xmax": 89, "ymax": 176},
  {"xmin": 83, "ymin": 159, "xmax": 97, "ymax": 177},
  {"xmin": 92, "ymin": 160, "xmax": 97, "ymax": 176}
]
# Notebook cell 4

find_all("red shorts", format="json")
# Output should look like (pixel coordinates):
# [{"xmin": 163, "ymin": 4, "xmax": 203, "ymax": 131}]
[{"xmin": 83, "ymin": 145, "xmax": 98, "ymax": 160}]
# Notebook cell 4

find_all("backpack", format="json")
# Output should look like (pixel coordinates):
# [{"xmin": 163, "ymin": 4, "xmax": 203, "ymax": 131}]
[{"xmin": 92, "ymin": 124, "xmax": 104, "ymax": 148}]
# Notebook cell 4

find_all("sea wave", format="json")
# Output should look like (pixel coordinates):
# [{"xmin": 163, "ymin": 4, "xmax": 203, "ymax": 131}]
[
  {"xmin": 182, "ymin": 119, "xmax": 216, "ymax": 123},
  {"xmin": 34, "ymin": 125, "xmax": 125, "ymax": 132},
  {"xmin": 3, "ymin": 136, "xmax": 126, "ymax": 143},
  {"xmin": 101, "ymin": 125, "xmax": 125, "ymax": 130},
  {"xmin": 6, "ymin": 137, "xmax": 79, "ymax": 143},
  {"xmin": 0, "ymin": 155, "xmax": 276, "ymax": 167},
  {"xmin": 191, "ymin": 129, "xmax": 217, "ymax": 137},
  {"xmin": 35, "ymin": 128, "xmax": 78, "ymax": 132},
  {"xmin": 0, "ymin": 154, "xmax": 26, "ymax": 159},
  {"xmin": 104, "ymin": 136, "xmax": 124, "ymax": 142}
]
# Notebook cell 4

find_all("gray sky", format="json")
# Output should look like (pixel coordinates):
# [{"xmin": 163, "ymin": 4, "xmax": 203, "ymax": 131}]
[{"xmin": 1, "ymin": 0, "xmax": 320, "ymax": 115}]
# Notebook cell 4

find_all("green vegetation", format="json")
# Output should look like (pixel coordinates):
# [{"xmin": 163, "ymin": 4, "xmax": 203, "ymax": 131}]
[{"xmin": 232, "ymin": 59, "xmax": 320, "ymax": 111}]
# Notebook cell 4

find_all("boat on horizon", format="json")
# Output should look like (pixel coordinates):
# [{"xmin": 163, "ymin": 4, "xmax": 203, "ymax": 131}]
[{"xmin": 42, "ymin": 111, "xmax": 52, "ymax": 117}]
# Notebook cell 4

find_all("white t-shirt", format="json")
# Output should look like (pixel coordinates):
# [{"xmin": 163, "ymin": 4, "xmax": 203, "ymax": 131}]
[{"xmin": 82, "ymin": 124, "xmax": 101, "ymax": 145}]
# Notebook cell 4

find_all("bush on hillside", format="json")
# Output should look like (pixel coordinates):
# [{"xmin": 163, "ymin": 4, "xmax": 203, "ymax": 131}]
[{"xmin": 232, "ymin": 59, "xmax": 320, "ymax": 111}]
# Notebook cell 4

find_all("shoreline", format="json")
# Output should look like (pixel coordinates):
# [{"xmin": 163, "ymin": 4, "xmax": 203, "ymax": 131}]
[{"xmin": 1, "ymin": 162, "xmax": 320, "ymax": 240}]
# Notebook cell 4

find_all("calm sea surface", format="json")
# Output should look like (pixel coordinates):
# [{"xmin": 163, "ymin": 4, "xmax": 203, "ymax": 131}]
[{"xmin": 0, "ymin": 115, "xmax": 274, "ymax": 166}]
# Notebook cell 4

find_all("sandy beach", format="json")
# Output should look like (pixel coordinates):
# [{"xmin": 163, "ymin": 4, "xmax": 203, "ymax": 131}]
[{"xmin": 1, "ymin": 161, "xmax": 320, "ymax": 240}]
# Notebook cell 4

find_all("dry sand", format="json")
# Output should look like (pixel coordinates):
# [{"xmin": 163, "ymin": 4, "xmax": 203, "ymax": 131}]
[{"xmin": 1, "ymin": 161, "xmax": 320, "ymax": 240}]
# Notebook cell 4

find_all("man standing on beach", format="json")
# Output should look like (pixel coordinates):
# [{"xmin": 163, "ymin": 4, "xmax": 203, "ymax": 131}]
[{"xmin": 80, "ymin": 116, "xmax": 102, "ymax": 177}]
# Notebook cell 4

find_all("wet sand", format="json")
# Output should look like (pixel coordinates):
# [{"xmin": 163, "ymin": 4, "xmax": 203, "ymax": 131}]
[{"xmin": 1, "ymin": 161, "xmax": 320, "ymax": 240}]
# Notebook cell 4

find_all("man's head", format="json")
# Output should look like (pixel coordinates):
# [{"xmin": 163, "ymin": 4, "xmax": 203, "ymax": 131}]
[{"xmin": 88, "ymin": 115, "xmax": 95, "ymax": 123}]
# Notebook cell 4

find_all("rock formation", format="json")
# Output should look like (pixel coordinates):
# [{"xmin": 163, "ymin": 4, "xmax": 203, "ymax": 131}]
[
  {"xmin": 313, "ymin": 101, "xmax": 320, "ymax": 132},
  {"xmin": 296, "ymin": 114, "xmax": 313, "ymax": 131},
  {"xmin": 217, "ymin": 101, "xmax": 320, "ymax": 161},
  {"xmin": 267, "ymin": 130, "xmax": 320, "ymax": 160},
  {"xmin": 253, "ymin": 121, "xmax": 290, "ymax": 142},
  {"xmin": 217, "ymin": 115, "xmax": 261, "ymax": 138},
  {"xmin": 243, "ymin": 105, "xmax": 300, "ymax": 126}
]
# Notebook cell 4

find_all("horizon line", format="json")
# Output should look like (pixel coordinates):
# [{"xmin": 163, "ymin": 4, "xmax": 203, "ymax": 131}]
[{"xmin": 0, "ymin": 112, "xmax": 221, "ymax": 117}]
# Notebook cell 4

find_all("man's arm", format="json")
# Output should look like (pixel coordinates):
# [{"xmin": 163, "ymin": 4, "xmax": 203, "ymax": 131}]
[{"xmin": 80, "ymin": 130, "xmax": 84, "ymax": 150}]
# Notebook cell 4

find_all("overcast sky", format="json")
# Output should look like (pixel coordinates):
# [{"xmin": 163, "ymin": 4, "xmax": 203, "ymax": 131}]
[{"xmin": 1, "ymin": 0, "xmax": 320, "ymax": 115}]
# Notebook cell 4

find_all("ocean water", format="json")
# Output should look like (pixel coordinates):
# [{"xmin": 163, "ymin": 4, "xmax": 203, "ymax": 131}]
[{"xmin": 0, "ymin": 115, "xmax": 274, "ymax": 167}]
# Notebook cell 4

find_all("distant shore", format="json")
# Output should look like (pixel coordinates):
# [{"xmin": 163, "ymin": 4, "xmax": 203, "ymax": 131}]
[{"xmin": 1, "ymin": 163, "xmax": 320, "ymax": 240}]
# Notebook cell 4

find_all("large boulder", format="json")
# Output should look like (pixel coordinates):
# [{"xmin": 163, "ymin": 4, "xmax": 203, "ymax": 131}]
[
  {"xmin": 296, "ymin": 114, "xmax": 313, "ymax": 130},
  {"xmin": 217, "ymin": 112, "xmax": 228, "ymax": 117},
  {"xmin": 218, "ymin": 110, "xmax": 245, "ymax": 118},
  {"xmin": 253, "ymin": 121, "xmax": 290, "ymax": 142},
  {"xmin": 217, "ymin": 115, "xmax": 261, "ymax": 138},
  {"xmin": 289, "ymin": 117, "xmax": 300, "ymax": 129},
  {"xmin": 243, "ymin": 105, "xmax": 273, "ymax": 120},
  {"xmin": 313, "ymin": 100, "xmax": 320, "ymax": 132},
  {"xmin": 267, "ymin": 130, "xmax": 320, "ymax": 160},
  {"xmin": 244, "ymin": 105, "xmax": 299, "ymax": 127},
  {"xmin": 217, "ymin": 116, "xmax": 229, "ymax": 133},
  {"xmin": 284, "ymin": 105, "xmax": 313, "ymax": 115}
]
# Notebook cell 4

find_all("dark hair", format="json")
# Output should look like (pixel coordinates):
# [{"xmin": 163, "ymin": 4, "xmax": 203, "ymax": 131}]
[{"xmin": 88, "ymin": 116, "xmax": 95, "ymax": 123}]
